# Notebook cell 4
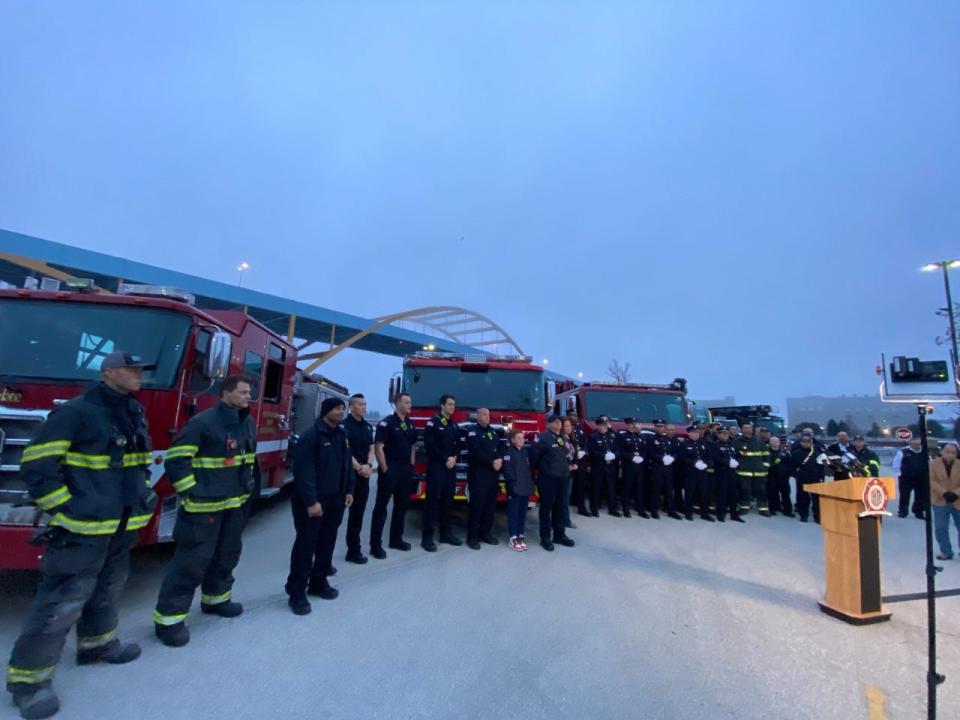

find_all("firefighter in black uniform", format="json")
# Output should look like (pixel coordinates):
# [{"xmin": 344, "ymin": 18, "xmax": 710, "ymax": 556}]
[
  {"xmin": 370, "ymin": 392, "xmax": 418, "ymax": 558},
  {"xmin": 465, "ymin": 407, "xmax": 503, "ymax": 549},
  {"xmin": 422, "ymin": 394, "xmax": 463, "ymax": 551},
  {"xmin": 646, "ymin": 420, "xmax": 682, "ymax": 519},
  {"xmin": 284, "ymin": 397, "xmax": 354, "ymax": 615},
  {"xmin": 7, "ymin": 352, "xmax": 156, "ymax": 720},
  {"xmin": 588, "ymin": 416, "xmax": 620, "ymax": 516},
  {"xmin": 789, "ymin": 432, "xmax": 828, "ymax": 523},
  {"xmin": 343, "ymin": 394, "xmax": 375, "ymax": 564},
  {"xmin": 569, "ymin": 412, "xmax": 591, "ymax": 517},
  {"xmin": 679, "ymin": 424, "xmax": 714, "ymax": 521},
  {"xmin": 530, "ymin": 414, "xmax": 575, "ymax": 550},
  {"xmin": 766, "ymin": 436, "xmax": 794, "ymax": 517},
  {"xmin": 617, "ymin": 418, "xmax": 645, "ymax": 518},
  {"xmin": 710, "ymin": 426, "xmax": 744, "ymax": 522},
  {"xmin": 154, "ymin": 375, "xmax": 257, "ymax": 647}
]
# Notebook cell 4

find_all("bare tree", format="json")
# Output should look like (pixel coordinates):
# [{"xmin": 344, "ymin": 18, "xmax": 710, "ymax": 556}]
[{"xmin": 607, "ymin": 358, "xmax": 632, "ymax": 384}]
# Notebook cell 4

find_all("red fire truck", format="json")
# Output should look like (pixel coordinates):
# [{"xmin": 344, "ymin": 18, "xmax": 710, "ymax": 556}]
[
  {"xmin": 388, "ymin": 353, "xmax": 552, "ymax": 502},
  {"xmin": 0, "ymin": 283, "xmax": 298, "ymax": 569},
  {"xmin": 554, "ymin": 378, "xmax": 693, "ymax": 437}
]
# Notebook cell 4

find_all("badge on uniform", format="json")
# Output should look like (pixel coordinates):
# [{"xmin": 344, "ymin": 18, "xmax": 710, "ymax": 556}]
[
  {"xmin": 440, "ymin": 417, "xmax": 448, "ymax": 426},
  {"xmin": 400, "ymin": 423, "xmax": 408, "ymax": 431}
]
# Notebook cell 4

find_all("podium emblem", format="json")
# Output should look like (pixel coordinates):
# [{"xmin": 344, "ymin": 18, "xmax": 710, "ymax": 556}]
[{"xmin": 860, "ymin": 477, "xmax": 891, "ymax": 517}]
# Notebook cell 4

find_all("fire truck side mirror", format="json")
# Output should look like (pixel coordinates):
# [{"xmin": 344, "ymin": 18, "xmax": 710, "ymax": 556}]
[
  {"xmin": 388, "ymin": 377, "xmax": 397, "ymax": 406},
  {"xmin": 204, "ymin": 331, "xmax": 232, "ymax": 380},
  {"xmin": 546, "ymin": 380, "xmax": 556, "ymax": 413}
]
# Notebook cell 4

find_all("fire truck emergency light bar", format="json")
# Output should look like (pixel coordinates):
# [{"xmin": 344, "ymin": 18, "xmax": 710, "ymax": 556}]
[
  {"xmin": 413, "ymin": 352, "xmax": 534, "ymax": 363},
  {"xmin": 117, "ymin": 283, "xmax": 196, "ymax": 305}
]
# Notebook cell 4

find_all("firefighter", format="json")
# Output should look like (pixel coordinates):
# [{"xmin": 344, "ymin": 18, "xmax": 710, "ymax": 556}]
[
  {"xmin": 789, "ymin": 431, "xmax": 828, "ymax": 523},
  {"xmin": 465, "ymin": 408, "xmax": 503, "ymax": 549},
  {"xmin": 369, "ymin": 392, "xmax": 418, "ymax": 558},
  {"xmin": 568, "ymin": 412, "xmax": 591, "ymax": 517},
  {"xmin": 285, "ymin": 397, "xmax": 354, "ymax": 615},
  {"xmin": 766, "ymin": 436, "xmax": 794, "ymax": 517},
  {"xmin": 896, "ymin": 437, "xmax": 928, "ymax": 519},
  {"xmin": 679, "ymin": 424, "xmax": 714, "ymax": 521},
  {"xmin": 733, "ymin": 422, "xmax": 770, "ymax": 516},
  {"xmin": 343, "ymin": 394, "xmax": 375, "ymax": 563},
  {"xmin": 422, "ymin": 394, "xmax": 463, "ymax": 551},
  {"xmin": 588, "ymin": 416, "xmax": 620, "ymax": 516},
  {"xmin": 852, "ymin": 434, "xmax": 881, "ymax": 477},
  {"xmin": 645, "ymin": 420, "xmax": 682, "ymax": 520},
  {"xmin": 530, "ymin": 414, "xmax": 575, "ymax": 550},
  {"xmin": 710, "ymin": 426, "xmax": 744, "ymax": 522},
  {"xmin": 153, "ymin": 375, "xmax": 258, "ymax": 647},
  {"xmin": 617, "ymin": 418, "xmax": 645, "ymax": 518},
  {"xmin": 7, "ymin": 352, "xmax": 157, "ymax": 720}
]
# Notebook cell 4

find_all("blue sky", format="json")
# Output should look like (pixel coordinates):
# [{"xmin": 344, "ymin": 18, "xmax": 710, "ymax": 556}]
[{"xmin": 2, "ymin": 1, "xmax": 958, "ymax": 414}]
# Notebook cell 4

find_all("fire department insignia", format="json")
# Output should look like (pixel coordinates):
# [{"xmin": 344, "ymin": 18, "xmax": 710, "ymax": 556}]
[{"xmin": 860, "ymin": 478, "xmax": 891, "ymax": 517}]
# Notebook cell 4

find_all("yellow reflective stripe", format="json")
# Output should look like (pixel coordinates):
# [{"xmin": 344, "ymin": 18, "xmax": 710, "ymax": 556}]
[
  {"xmin": 153, "ymin": 610, "xmax": 188, "ymax": 626},
  {"xmin": 193, "ymin": 456, "xmax": 254, "ymax": 469},
  {"xmin": 76, "ymin": 628, "xmax": 117, "ymax": 650},
  {"xmin": 181, "ymin": 494, "xmax": 251, "ymax": 513},
  {"xmin": 7, "ymin": 664, "xmax": 56, "ymax": 684},
  {"xmin": 200, "ymin": 590, "xmax": 231, "ymax": 605},
  {"xmin": 126, "ymin": 512, "xmax": 154, "ymax": 531},
  {"xmin": 243, "ymin": 453, "xmax": 257, "ymax": 464},
  {"xmin": 173, "ymin": 475, "xmax": 196, "ymax": 493},
  {"xmin": 21, "ymin": 441, "xmax": 71, "ymax": 463},
  {"xmin": 49, "ymin": 513, "xmax": 119, "ymax": 535},
  {"xmin": 123, "ymin": 452, "xmax": 152, "ymax": 467},
  {"xmin": 63, "ymin": 452, "xmax": 111, "ymax": 469},
  {"xmin": 166, "ymin": 445, "xmax": 199, "ymax": 460},
  {"xmin": 34, "ymin": 485, "xmax": 72, "ymax": 510}
]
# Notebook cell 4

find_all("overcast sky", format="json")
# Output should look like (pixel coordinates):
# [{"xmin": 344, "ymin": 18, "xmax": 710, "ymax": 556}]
[{"xmin": 2, "ymin": 1, "xmax": 958, "ymax": 414}]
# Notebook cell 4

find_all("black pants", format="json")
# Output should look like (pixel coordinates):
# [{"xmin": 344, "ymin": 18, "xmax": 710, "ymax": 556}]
[
  {"xmin": 155, "ymin": 505, "xmax": 247, "ymax": 624},
  {"xmin": 899, "ymin": 475, "xmax": 926, "ymax": 516},
  {"xmin": 423, "ymin": 461, "xmax": 457, "ymax": 543},
  {"xmin": 673, "ymin": 465, "xmax": 685, "ymax": 509},
  {"xmin": 714, "ymin": 471, "xmax": 740, "ymax": 519},
  {"xmin": 7, "ymin": 516, "xmax": 134, "ymax": 693},
  {"xmin": 537, "ymin": 474, "xmax": 567, "ymax": 543},
  {"xmin": 684, "ymin": 469, "xmax": 709, "ymax": 516},
  {"xmin": 767, "ymin": 473, "xmax": 793, "ymax": 515},
  {"xmin": 648, "ymin": 466, "xmax": 675, "ymax": 514},
  {"xmin": 286, "ymin": 492, "xmax": 346, "ymax": 599},
  {"xmin": 621, "ymin": 463, "xmax": 640, "ymax": 513},
  {"xmin": 591, "ymin": 462, "xmax": 617, "ymax": 513},
  {"xmin": 573, "ymin": 461, "xmax": 589, "ymax": 512},
  {"xmin": 796, "ymin": 478, "xmax": 821, "ymax": 522},
  {"xmin": 345, "ymin": 473, "xmax": 370, "ymax": 554},
  {"xmin": 467, "ymin": 468, "xmax": 498, "ymax": 542},
  {"xmin": 370, "ymin": 465, "xmax": 413, "ymax": 550}
]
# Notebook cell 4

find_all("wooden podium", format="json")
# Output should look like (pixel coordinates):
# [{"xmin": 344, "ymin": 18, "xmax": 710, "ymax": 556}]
[{"xmin": 804, "ymin": 477, "xmax": 897, "ymax": 625}]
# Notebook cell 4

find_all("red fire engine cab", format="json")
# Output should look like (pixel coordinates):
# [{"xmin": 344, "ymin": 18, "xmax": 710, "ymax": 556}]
[
  {"xmin": 0, "ymin": 282, "xmax": 297, "ymax": 569},
  {"xmin": 554, "ymin": 378, "xmax": 693, "ymax": 437}
]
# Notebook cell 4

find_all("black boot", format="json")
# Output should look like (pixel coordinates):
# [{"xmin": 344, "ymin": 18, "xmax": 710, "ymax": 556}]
[
  {"xmin": 345, "ymin": 549, "xmax": 368, "ymax": 564},
  {"xmin": 12, "ymin": 687, "xmax": 60, "ymax": 720},
  {"xmin": 201, "ymin": 600, "xmax": 243, "ymax": 618},
  {"xmin": 77, "ymin": 639, "xmax": 141, "ymax": 665},
  {"xmin": 155, "ymin": 622, "xmax": 190, "ymax": 648}
]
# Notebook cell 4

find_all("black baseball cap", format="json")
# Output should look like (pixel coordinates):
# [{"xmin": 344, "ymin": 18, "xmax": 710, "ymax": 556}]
[
  {"xmin": 653, "ymin": 419, "xmax": 666, "ymax": 425},
  {"xmin": 545, "ymin": 413, "xmax": 561, "ymax": 424},
  {"xmin": 717, "ymin": 426, "xmax": 730, "ymax": 434},
  {"xmin": 595, "ymin": 416, "xmax": 609, "ymax": 425},
  {"xmin": 686, "ymin": 424, "xmax": 700, "ymax": 432},
  {"xmin": 624, "ymin": 417, "xmax": 637, "ymax": 425},
  {"xmin": 101, "ymin": 352, "xmax": 156, "ymax": 371}
]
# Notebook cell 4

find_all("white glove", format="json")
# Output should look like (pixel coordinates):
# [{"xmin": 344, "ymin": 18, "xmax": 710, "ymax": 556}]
[
  {"xmin": 604, "ymin": 451, "xmax": 616, "ymax": 462},
  {"xmin": 695, "ymin": 460, "xmax": 707, "ymax": 471},
  {"xmin": 577, "ymin": 450, "xmax": 586, "ymax": 459},
  {"xmin": 729, "ymin": 459, "xmax": 739, "ymax": 469},
  {"xmin": 632, "ymin": 455, "xmax": 643, "ymax": 465},
  {"xmin": 663, "ymin": 454, "xmax": 675, "ymax": 466},
  {"xmin": 817, "ymin": 453, "xmax": 829, "ymax": 464}
]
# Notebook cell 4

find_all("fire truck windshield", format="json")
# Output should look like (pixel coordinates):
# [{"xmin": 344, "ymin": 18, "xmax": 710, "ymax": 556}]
[
  {"xmin": 0, "ymin": 299, "xmax": 191, "ymax": 388},
  {"xmin": 403, "ymin": 365, "xmax": 543, "ymax": 412},
  {"xmin": 583, "ymin": 389, "xmax": 689, "ymax": 424}
]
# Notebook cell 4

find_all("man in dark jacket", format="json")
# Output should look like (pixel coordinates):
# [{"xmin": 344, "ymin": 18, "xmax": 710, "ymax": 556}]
[
  {"xmin": 679, "ymin": 424, "xmax": 714, "ymax": 521},
  {"xmin": 7, "ymin": 351, "xmax": 156, "ymax": 720},
  {"xmin": 530, "ymin": 415, "xmax": 575, "ymax": 551},
  {"xmin": 568, "ymin": 412, "xmax": 590, "ymax": 517},
  {"xmin": 709, "ymin": 427, "xmax": 744, "ymax": 523},
  {"xmin": 154, "ymin": 375, "xmax": 258, "ymax": 647},
  {"xmin": 766, "ymin": 436, "xmax": 794, "ymax": 517},
  {"xmin": 343, "ymin": 394, "xmax": 375, "ymax": 564},
  {"xmin": 285, "ymin": 397, "xmax": 354, "ymax": 615},
  {"xmin": 617, "ymin": 418, "xmax": 645, "ymax": 518},
  {"xmin": 789, "ymin": 432, "xmax": 828, "ymax": 523},
  {"xmin": 465, "ymin": 408, "xmax": 503, "ymax": 549},
  {"xmin": 852, "ymin": 434, "xmax": 881, "ymax": 477},
  {"xmin": 646, "ymin": 420, "xmax": 683, "ymax": 520},
  {"xmin": 502, "ymin": 429, "xmax": 534, "ymax": 550},
  {"xmin": 587, "ymin": 416, "xmax": 620, "ymax": 516},
  {"xmin": 897, "ymin": 437, "xmax": 928, "ymax": 519},
  {"xmin": 422, "ymin": 394, "xmax": 463, "ymax": 551}
]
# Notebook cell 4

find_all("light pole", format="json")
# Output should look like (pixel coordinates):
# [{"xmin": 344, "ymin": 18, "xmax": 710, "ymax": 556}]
[
  {"xmin": 237, "ymin": 261, "xmax": 250, "ymax": 287},
  {"xmin": 923, "ymin": 259, "xmax": 960, "ymax": 375}
]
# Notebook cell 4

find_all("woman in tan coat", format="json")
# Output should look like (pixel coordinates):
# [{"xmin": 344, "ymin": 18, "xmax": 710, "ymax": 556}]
[{"xmin": 930, "ymin": 443, "xmax": 960, "ymax": 560}]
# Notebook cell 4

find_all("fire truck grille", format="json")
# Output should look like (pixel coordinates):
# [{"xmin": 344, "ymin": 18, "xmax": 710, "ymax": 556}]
[{"xmin": 0, "ymin": 407, "xmax": 49, "ymax": 523}]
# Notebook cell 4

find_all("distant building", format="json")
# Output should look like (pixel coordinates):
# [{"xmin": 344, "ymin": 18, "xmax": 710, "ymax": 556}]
[{"xmin": 786, "ymin": 395, "xmax": 922, "ymax": 433}]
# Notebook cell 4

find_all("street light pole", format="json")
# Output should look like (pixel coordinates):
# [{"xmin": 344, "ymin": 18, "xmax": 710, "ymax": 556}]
[{"xmin": 940, "ymin": 264, "xmax": 959, "ymax": 376}]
